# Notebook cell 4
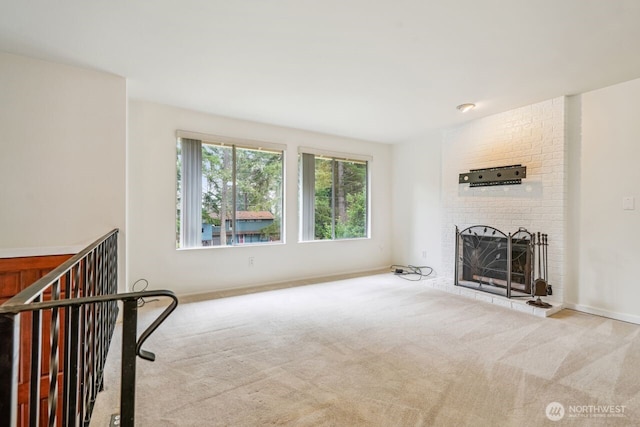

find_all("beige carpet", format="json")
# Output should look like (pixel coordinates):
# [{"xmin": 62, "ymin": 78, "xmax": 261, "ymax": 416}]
[{"xmin": 91, "ymin": 274, "xmax": 640, "ymax": 426}]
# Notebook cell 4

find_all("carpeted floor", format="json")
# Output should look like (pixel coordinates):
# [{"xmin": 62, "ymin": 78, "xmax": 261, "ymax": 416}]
[{"xmin": 91, "ymin": 274, "xmax": 640, "ymax": 426}]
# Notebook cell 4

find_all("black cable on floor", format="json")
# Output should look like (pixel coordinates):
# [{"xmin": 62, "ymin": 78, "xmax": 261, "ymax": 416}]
[
  {"xmin": 132, "ymin": 278, "xmax": 159, "ymax": 306},
  {"xmin": 390, "ymin": 264, "xmax": 434, "ymax": 281}
]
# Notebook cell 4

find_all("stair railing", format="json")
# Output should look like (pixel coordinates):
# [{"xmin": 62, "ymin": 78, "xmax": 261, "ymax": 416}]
[{"xmin": 0, "ymin": 229, "xmax": 178, "ymax": 427}]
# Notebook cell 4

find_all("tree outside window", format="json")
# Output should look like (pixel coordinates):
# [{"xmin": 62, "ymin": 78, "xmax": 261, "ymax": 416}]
[
  {"xmin": 300, "ymin": 153, "xmax": 368, "ymax": 241},
  {"xmin": 177, "ymin": 136, "xmax": 283, "ymax": 248}
]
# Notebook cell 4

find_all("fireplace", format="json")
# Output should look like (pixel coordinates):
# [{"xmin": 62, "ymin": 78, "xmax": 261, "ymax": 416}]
[{"xmin": 455, "ymin": 225, "xmax": 535, "ymax": 298}]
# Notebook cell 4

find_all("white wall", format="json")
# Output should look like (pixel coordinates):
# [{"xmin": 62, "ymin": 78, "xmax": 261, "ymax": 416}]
[
  {"xmin": 566, "ymin": 78, "xmax": 640, "ymax": 322},
  {"xmin": 390, "ymin": 132, "xmax": 443, "ymax": 273},
  {"xmin": 0, "ymin": 53, "xmax": 126, "ymax": 259},
  {"xmin": 127, "ymin": 100, "xmax": 392, "ymax": 296}
]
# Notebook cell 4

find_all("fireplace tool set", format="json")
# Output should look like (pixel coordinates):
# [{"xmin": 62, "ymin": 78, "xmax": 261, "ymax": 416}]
[{"xmin": 527, "ymin": 232, "xmax": 552, "ymax": 308}]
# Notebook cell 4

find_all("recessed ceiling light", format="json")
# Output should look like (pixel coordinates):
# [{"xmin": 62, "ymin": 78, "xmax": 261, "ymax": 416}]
[{"xmin": 456, "ymin": 103, "xmax": 476, "ymax": 113}]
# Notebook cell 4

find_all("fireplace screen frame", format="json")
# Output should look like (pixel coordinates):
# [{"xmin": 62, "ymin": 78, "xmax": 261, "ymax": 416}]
[{"xmin": 454, "ymin": 225, "xmax": 534, "ymax": 299}]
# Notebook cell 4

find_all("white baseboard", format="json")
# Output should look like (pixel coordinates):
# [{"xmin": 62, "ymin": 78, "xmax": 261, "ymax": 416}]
[{"xmin": 564, "ymin": 303, "xmax": 640, "ymax": 325}]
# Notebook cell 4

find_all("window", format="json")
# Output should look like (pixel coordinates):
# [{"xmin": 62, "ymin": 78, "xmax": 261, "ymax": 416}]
[
  {"xmin": 176, "ymin": 131, "xmax": 284, "ymax": 248},
  {"xmin": 299, "ymin": 148, "xmax": 370, "ymax": 241}
]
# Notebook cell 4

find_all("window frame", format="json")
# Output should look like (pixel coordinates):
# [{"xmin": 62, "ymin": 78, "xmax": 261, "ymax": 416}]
[
  {"xmin": 298, "ymin": 147, "xmax": 371, "ymax": 242},
  {"xmin": 176, "ymin": 130, "xmax": 286, "ymax": 249}
]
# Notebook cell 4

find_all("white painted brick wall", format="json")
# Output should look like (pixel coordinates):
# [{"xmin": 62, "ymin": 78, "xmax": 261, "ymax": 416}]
[{"xmin": 441, "ymin": 97, "xmax": 566, "ymax": 303}]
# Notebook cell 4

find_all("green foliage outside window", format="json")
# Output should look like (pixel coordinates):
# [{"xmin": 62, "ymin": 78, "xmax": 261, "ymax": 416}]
[{"xmin": 313, "ymin": 157, "xmax": 367, "ymax": 240}]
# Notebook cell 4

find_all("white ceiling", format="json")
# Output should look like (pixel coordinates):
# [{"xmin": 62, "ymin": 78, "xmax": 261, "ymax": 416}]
[{"xmin": 2, "ymin": 1, "xmax": 640, "ymax": 144}]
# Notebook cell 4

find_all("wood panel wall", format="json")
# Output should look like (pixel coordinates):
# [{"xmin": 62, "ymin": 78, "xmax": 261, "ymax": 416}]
[
  {"xmin": 0, "ymin": 255, "xmax": 73, "ymax": 304},
  {"xmin": 0, "ymin": 254, "xmax": 73, "ymax": 426}
]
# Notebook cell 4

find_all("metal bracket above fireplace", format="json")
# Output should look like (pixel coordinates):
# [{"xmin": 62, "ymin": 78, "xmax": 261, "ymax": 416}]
[{"xmin": 459, "ymin": 164, "xmax": 526, "ymax": 187}]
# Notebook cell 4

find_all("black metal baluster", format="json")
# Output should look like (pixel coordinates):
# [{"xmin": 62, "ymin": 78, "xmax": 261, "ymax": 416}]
[
  {"xmin": 90, "ymin": 247, "xmax": 100, "ymax": 409},
  {"xmin": 80, "ymin": 267, "xmax": 86, "ymax": 424},
  {"xmin": 29, "ymin": 296, "xmax": 42, "ymax": 427},
  {"xmin": 94, "ymin": 244, "xmax": 102, "ymax": 398},
  {"xmin": 65, "ymin": 303, "xmax": 81, "ymax": 427},
  {"xmin": 64, "ymin": 265, "xmax": 82, "ymax": 427},
  {"xmin": 83, "ymin": 251, "xmax": 95, "ymax": 425},
  {"xmin": 120, "ymin": 298, "xmax": 139, "ymax": 427},
  {"xmin": 62, "ymin": 270, "xmax": 72, "ymax": 427},
  {"xmin": 98, "ymin": 241, "xmax": 105, "ymax": 391},
  {"xmin": 89, "ymin": 249, "xmax": 96, "ymax": 411},
  {"xmin": 48, "ymin": 280, "xmax": 61, "ymax": 427}
]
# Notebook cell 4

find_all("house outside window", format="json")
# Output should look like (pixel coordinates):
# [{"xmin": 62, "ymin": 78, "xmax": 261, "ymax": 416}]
[
  {"xmin": 299, "ymin": 148, "xmax": 370, "ymax": 241},
  {"xmin": 176, "ymin": 131, "xmax": 284, "ymax": 248}
]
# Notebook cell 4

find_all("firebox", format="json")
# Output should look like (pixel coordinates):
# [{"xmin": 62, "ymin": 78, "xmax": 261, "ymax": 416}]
[{"xmin": 454, "ymin": 225, "xmax": 535, "ymax": 298}]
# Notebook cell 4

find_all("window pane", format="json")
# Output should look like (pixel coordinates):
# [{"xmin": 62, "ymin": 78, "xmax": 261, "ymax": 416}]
[
  {"xmin": 235, "ymin": 147, "xmax": 283, "ymax": 244},
  {"xmin": 202, "ymin": 144, "xmax": 233, "ymax": 246},
  {"xmin": 299, "ymin": 154, "xmax": 369, "ymax": 242},
  {"xmin": 299, "ymin": 153, "xmax": 369, "ymax": 241},
  {"xmin": 314, "ymin": 157, "xmax": 333, "ymax": 240},
  {"xmin": 177, "ymin": 138, "xmax": 285, "ymax": 248},
  {"xmin": 334, "ymin": 160, "xmax": 367, "ymax": 239}
]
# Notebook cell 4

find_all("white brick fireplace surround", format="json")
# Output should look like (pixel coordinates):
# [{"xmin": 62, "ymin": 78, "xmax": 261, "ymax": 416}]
[{"xmin": 440, "ymin": 97, "xmax": 566, "ymax": 306}]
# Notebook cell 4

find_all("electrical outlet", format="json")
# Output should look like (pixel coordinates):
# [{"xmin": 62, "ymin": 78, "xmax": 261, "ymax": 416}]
[
  {"xmin": 110, "ymin": 414, "xmax": 121, "ymax": 427},
  {"xmin": 248, "ymin": 257, "xmax": 254, "ymax": 267},
  {"xmin": 421, "ymin": 251, "xmax": 427, "ymax": 259},
  {"xmin": 623, "ymin": 196, "xmax": 635, "ymax": 210}
]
